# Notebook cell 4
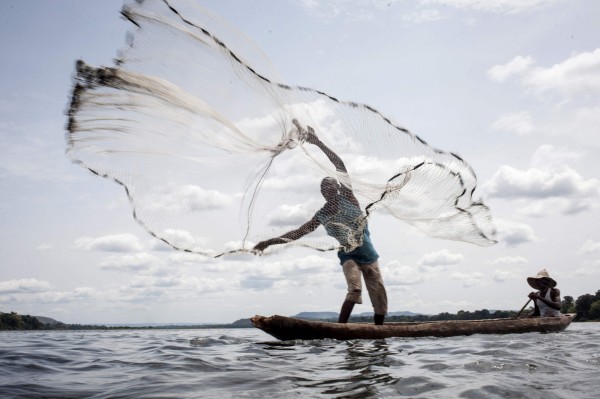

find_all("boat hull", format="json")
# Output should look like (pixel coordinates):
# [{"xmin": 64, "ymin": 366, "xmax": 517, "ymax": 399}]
[{"xmin": 251, "ymin": 314, "xmax": 576, "ymax": 341}]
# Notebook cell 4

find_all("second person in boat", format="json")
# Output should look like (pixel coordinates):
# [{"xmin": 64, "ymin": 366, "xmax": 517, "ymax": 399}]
[{"xmin": 526, "ymin": 269, "xmax": 561, "ymax": 317}]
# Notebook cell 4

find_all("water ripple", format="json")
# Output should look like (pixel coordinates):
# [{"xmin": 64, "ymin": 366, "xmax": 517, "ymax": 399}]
[{"xmin": 0, "ymin": 325, "xmax": 598, "ymax": 398}]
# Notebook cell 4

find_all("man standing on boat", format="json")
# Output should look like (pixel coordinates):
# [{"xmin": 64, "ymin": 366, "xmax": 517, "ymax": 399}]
[
  {"xmin": 527, "ymin": 269, "xmax": 561, "ymax": 317},
  {"xmin": 253, "ymin": 121, "xmax": 388, "ymax": 326}
]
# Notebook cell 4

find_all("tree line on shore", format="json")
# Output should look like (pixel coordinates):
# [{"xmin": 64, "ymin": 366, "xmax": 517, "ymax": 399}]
[
  {"xmin": 560, "ymin": 290, "xmax": 600, "ymax": 321},
  {"xmin": 0, "ymin": 312, "xmax": 108, "ymax": 331},
  {"xmin": 351, "ymin": 290, "xmax": 600, "ymax": 323},
  {"xmin": 2, "ymin": 290, "xmax": 599, "ymax": 330},
  {"xmin": 0, "ymin": 311, "xmax": 251, "ymax": 331}
]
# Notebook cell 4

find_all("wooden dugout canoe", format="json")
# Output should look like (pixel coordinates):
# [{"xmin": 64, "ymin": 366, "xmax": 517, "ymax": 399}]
[{"xmin": 251, "ymin": 314, "xmax": 576, "ymax": 341}]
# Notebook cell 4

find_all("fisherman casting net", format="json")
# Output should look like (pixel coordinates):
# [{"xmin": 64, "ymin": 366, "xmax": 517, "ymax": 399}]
[{"xmin": 66, "ymin": 0, "xmax": 496, "ymax": 257}]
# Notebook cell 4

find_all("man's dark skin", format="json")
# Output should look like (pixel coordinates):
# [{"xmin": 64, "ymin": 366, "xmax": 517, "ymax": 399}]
[
  {"xmin": 253, "ymin": 122, "xmax": 360, "ymax": 253},
  {"xmin": 253, "ymin": 120, "xmax": 383, "ymax": 325}
]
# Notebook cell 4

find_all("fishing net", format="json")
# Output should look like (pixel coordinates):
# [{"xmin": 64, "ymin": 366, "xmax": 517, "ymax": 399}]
[{"xmin": 66, "ymin": 0, "xmax": 496, "ymax": 257}]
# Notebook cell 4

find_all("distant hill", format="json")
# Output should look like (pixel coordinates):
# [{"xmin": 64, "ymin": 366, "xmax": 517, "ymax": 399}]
[
  {"xmin": 357, "ymin": 311, "xmax": 422, "ymax": 317},
  {"xmin": 1, "ymin": 311, "xmax": 63, "ymax": 326},
  {"xmin": 292, "ymin": 310, "xmax": 422, "ymax": 320},
  {"xmin": 231, "ymin": 318, "xmax": 253, "ymax": 327},
  {"xmin": 34, "ymin": 315, "xmax": 63, "ymax": 325},
  {"xmin": 293, "ymin": 312, "xmax": 338, "ymax": 320}
]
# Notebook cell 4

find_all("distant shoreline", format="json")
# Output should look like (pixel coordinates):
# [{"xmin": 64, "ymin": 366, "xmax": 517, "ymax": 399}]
[
  {"xmin": 0, "ymin": 311, "xmax": 255, "ymax": 330},
  {"xmin": 3, "ymin": 299, "xmax": 599, "ymax": 331},
  {"xmin": 0, "ymin": 309, "xmax": 541, "ymax": 331}
]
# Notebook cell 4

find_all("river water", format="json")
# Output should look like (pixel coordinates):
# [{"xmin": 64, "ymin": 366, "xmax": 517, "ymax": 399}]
[{"xmin": 1, "ymin": 323, "xmax": 598, "ymax": 398}]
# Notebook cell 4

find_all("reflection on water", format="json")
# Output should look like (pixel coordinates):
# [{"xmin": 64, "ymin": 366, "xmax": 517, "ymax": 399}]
[
  {"xmin": 0, "ymin": 324, "xmax": 598, "ymax": 398},
  {"xmin": 295, "ymin": 339, "xmax": 400, "ymax": 398}
]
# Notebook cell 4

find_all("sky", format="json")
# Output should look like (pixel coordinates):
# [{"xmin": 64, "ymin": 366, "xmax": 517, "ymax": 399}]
[{"xmin": 1, "ymin": 0, "xmax": 599, "ymax": 324}]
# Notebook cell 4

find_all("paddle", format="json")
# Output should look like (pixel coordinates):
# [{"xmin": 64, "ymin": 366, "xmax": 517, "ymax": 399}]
[{"xmin": 514, "ymin": 298, "xmax": 532, "ymax": 318}]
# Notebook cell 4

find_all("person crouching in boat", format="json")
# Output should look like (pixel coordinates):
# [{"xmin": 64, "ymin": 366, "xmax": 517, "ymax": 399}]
[{"xmin": 526, "ymin": 269, "xmax": 561, "ymax": 317}]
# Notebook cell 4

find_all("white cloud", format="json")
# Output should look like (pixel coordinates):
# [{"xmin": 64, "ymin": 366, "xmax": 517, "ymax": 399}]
[
  {"xmin": 530, "ymin": 144, "xmax": 584, "ymax": 171},
  {"xmin": 524, "ymin": 48, "xmax": 600, "ymax": 96},
  {"xmin": 167, "ymin": 252, "xmax": 221, "ymax": 268},
  {"xmin": 259, "ymin": 255, "xmax": 335, "ymax": 277},
  {"xmin": 350, "ymin": 155, "xmax": 422, "ymax": 177},
  {"xmin": 494, "ymin": 219, "xmax": 539, "ymax": 246},
  {"xmin": 519, "ymin": 197, "xmax": 593, "ymax": 217},
  {"xmin": 298, "ymin": 0, "xmax": 562, "ymax": 24},
  {"xmin": 450, "ymin": 272, "xmax": 485, "ymax": 287},
  {"xmin": 402, "ymin": 9, "xmax": 444, "ymax": 24},
  {"xmin": 418, "ymin": 249, "xmax": 463, "ymax": 270},
  {"xmin": 490, "ymin": 111, "xmax": 534, "ymax": 136},
  {"xmin": 261, "ymin": 174, "xmax": 317, "ymax": 193},
  {"xmin": 423, "ymin": 0, "xmax": 563, "ymax": 14},
  {"xmin": 484, "ymin": 165, "xmax": 599, "ymax": 200},
  {"xmin": 114, "ymin": 274, "xmax": 229, "ymax": 302},
  {"xmin": 99, "ymin": 253, "xmax": 160, "ymax": 272},
  {"xmin": 0, "ymin": 276, "xmax": 233, "ymax": 307},
  {"xmin": 35, "ymin": 243, "xmax": 53, "ymax": 251},
  {"xmin": 567, "ymin": 107, "xmax": 600, "ymax": 137},
  {"xmin": 283, "ymin": 255, "xmax": 334, "ymax": 275},
  {"xmin": 69, "ymin": 287, "xmax": 99, "ymax": 300},
  {"xmin": 130, "ymin": 275, "xmax": 179, "ymax": 289},
  {"xmin": 299, "ymin": 0, "xmax": 319, "ymax": 9},
  {"xmin": 240, "ymin": 275, "xmax": 279, "ymax": 290},
  {"xmin": 157, "ymin": 229, "xmax": 210, "ymax": 252},
  {"xmin": 74, "ymin": 234, "xmax": 144, "ymax": 252},
  {"xmin": 296, "ymin": 0, "xmax": 404, "ymax": 21},
  {"xmin": 486, "ymin": 256, "xmax": 528, "ymax": 266},
  {"xmin": 233, "ymin": 254, "xmax": 337, "ymax": 291},
  {"xmin": 484, "ymin": 145, "xmax": 599, "ymax": 216},
  {"xmin": 572, "ymin": 259, "xmax": 600, "ymax": 276},
  {"xmin": 383, "ymin": 261, "xmax": 426, "ymax": 285},
  {"xmin": 531, "ymin": 106, "xmax": 600, "ymax": 144},
  {"xmin": 489, "ymin": 49, "xmax": 600, "ymax": 97},
  {"xmin": 0, "ymin": 278, "xmax": 51, "ymax": 294},
  {"xmin": 491, "ymin": 108, "xmax": 600, "ymax": 144},
  {"xmin": 267, "ymin": 200, "xmax": 321, "ymax": 227},
  {"xmin": 488, "ymin": 56, "xmax": 535, "ymax": 82},
  {"xmin": 492, "ymin": 269, "xmax": 521, "ymax": 282},
  {"xmin": 578, "ymin": 239, "xmax": 600, "ymax": 255},
  {"xmin": 0, "ymin": 287, "xmax": 104, "ymax": 305},
  {"xmin": 157, "ymin": 185, "xmax": 233, "ymax": 212}
]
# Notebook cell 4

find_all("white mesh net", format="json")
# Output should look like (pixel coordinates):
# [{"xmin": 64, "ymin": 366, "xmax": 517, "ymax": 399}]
[{"xmin": 66, "ymin": 0, "xmax": 496, "ymax": 257}]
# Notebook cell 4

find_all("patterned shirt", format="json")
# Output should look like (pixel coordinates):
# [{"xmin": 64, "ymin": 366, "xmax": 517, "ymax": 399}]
[{"xmin": 315, "ymin": 196, "xmax": 379, "ymax": 265}]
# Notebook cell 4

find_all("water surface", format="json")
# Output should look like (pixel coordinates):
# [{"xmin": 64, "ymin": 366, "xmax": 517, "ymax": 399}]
[{"xmin": 1, "ymin": 324, "xmax": 598, "ymax": 398}]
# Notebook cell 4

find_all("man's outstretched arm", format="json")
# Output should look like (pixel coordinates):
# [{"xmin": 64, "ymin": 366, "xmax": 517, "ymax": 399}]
[
  {"xmin": 298, "ymin": 122, "xmax": 360, "ymax": 207},
  {"xmin": 298, "ymin": 121, "xmax": 347, "ymax": 174},
  {"xmin": 253, "ymin": 217, "xmax": 320, "ymax": 252}
]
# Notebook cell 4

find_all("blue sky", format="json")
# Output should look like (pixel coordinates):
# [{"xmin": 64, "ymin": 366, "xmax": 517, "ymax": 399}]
[{"xmin": 1, "ymin": 0, "xmax": 599, "ymax": 324}]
